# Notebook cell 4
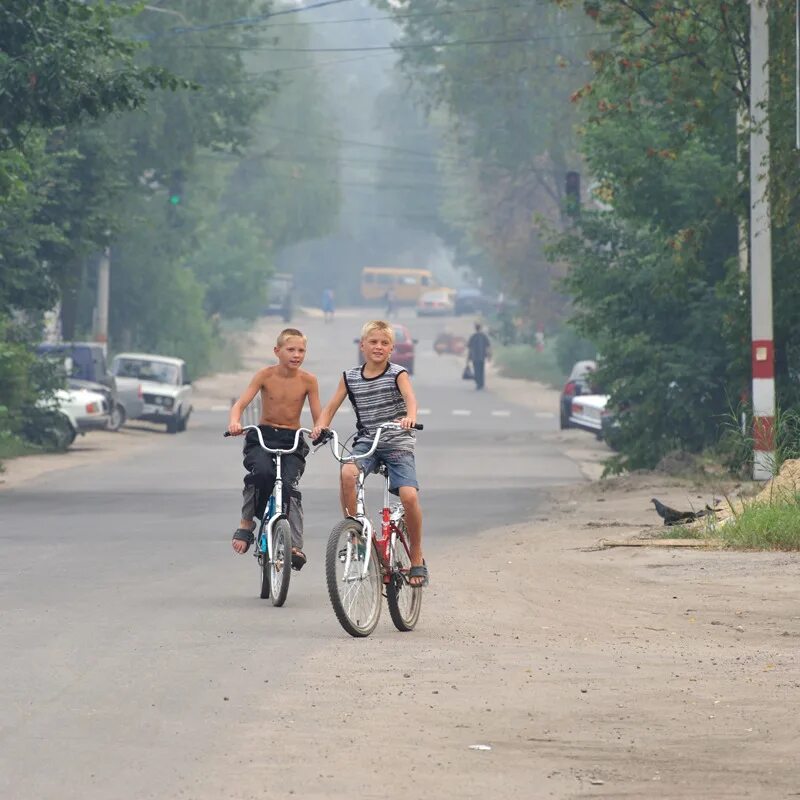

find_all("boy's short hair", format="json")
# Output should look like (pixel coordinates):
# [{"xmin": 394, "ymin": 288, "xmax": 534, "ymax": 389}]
[
  {"xmin": 360, "ymin": 320, "xmax": 394, "ymax": 343},
  {"xmin": 276, "ymin": 328, "xmax": 307, "ymax": 347}
]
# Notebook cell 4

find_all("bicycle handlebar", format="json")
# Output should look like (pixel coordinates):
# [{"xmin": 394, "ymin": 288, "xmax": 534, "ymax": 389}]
[
  {"xmin": 223, "ymin": 424, "xmax": 313, "ymax": 456},
  {"xmin": 318, "ymin": 421, "xmax": 423, "ymax": 464}
]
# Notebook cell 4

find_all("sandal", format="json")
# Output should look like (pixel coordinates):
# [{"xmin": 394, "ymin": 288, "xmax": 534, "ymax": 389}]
[
  {"xmin": 232, "ymin": 527, "xmax": 255, "ymax": 553},
  {"xmin": 291, "ymin": 548, "xmax": 307, "ymax": 571},
  {"xmin": 407, "ymin": 563, "xmax": 429, "ymax": 588}
]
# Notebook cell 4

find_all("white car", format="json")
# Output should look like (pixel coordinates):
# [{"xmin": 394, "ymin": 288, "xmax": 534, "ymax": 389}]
[
  {"xmin": 111, "ymin": 353, "xmax": 193, "ymax": 434},
  {"xmin": 36, "ymin": 386, "xmax": 111, "ymax": 448},
  {"xmin": 569, "ymin": 393, "xmax": 611, "ymax": 437},
  {"xmin": 416, "ymin": 289, "xmax": 455, "ymax": 317}
]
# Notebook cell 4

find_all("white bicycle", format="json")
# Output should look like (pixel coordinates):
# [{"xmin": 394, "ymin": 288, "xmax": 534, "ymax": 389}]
[
  {"xmin": 225, "ymin": 425, "xmax": 312, "ymax": 606},
  {"xmin": 317, "ymin": 423, "xmax": 424, "ymax": 637}
]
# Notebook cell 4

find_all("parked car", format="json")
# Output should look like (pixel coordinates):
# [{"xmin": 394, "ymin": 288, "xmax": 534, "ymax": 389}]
[
  {"xmin": 36, "ymin": 385, "xmax": 111, "ymax": 447},
  {"xmin": 111, "ymin": 353, "xmax": 193, "ymax": 434},
  {"xmin": 559, "ymin": 359, "xmax": 599, "ymax": 429},
  {"xmin": 354, "ymin": 323, "xmax": 417, "ymax": 374},
  {"xmin": 36, "ymin": 341, "xmax": 133, "ymax": 431},
  {"xmin": 264, "ymin": 272, "xmax": 293, "ymax": 322},
  {"xmin": 568, "ymin": 393, "xmax": 611, "ymax": 437},
  {"xmin": 453, "ymin": 287, "xmax": 493, "ymax": 316},
  {"xmin": 416, "ymin": 289, "xmax": 454, "ymax": 317}
]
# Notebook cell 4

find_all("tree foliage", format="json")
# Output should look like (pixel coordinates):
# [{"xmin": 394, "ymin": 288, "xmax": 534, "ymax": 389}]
[
  {"xmin": 373, "ymin": 0, "xmax": 594, "ymax": 313},
  {"xmin": 549, "ymin": 1, "xmax": 788, "ymax": 471}
]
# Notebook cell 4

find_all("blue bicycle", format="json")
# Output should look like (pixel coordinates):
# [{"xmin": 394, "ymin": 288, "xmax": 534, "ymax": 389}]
[{"xmin": 225, "ymin": 425, "xmax": 313, "ymax": 606}]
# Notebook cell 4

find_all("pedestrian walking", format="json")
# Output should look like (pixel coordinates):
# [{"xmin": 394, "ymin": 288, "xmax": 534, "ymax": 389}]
[
  {"xmin": 384, "ymin": 287, "xmax": 397, "ymax": 318},
  {"xmin": 321, "ymin": 288, "xmax": 335, "ymax": 323},
  {"xmin": 466, "ymin": 322, "xmax": 492, "ymax": 390}
]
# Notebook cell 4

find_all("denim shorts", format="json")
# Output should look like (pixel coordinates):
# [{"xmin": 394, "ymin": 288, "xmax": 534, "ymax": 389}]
[{"xmin": 351, "ymin": 444, "xmax": 418, "ymax": 494}]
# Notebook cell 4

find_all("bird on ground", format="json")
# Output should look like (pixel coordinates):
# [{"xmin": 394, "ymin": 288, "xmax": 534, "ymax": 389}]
[{"xmin": 650, "ymin": 498, "xmax": 701, "ymax": 526}]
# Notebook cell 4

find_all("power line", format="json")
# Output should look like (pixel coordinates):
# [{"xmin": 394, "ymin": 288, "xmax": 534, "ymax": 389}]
[
  {"xmin": 134, "ymin": 0, "xmax": 359, "ymax": 41},
  {"xmin": 175, "ymin": 30, "xmax": 613, "ymax": 54},
  {"xmin": 266, "ymin": 1, "xmax": 533, "ymax": 28}
]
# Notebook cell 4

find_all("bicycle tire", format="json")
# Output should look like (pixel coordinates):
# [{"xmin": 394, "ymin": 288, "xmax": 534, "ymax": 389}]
[
  {"xmin": 270, "ymin": 518, "xmax": 292, "ymax": 607},
  {"xmin": 325, "ymin": 518, "xmax": 381, "ymax": 637},
  {"xmin": 386, "ymin": 519, "xmax": 423, "ymax": 632},
  {"xmin": 258, "ymin": 519, "xmax": 270, "ymax": 600}
]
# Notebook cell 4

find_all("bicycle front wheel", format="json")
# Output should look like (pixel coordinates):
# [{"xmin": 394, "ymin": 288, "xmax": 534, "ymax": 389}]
[
  {"xmin": 258, "ymin": 520, "xmax": 270, "ymax": 600},
  {"xmin": 386, "ymin": 520, "xmax": 422, "ymax": 631},
  {"xmin": 270, "ymin": 518, "xmax": 292, "ymax": 607},
  {"xmin": 325, "ymin": 519, "xmax": 381, "ymax": 637}
]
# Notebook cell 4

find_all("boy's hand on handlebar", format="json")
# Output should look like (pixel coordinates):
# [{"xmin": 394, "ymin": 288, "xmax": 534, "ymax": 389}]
[
  {"xmin": 395, "ymin": 416, "xmax": 417, "ymax": 430},
  {"xmin": 311, "ymin": 426, "xmax": 332, "ymax": 446},
  {"xmin": 227, "ymin": 421, "xmax": 244, "ymax": 436}
]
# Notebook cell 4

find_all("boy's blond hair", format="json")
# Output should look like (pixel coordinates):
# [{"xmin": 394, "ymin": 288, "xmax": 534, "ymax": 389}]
[
  {"xmin": 360, "ymin": 319, "xmax": 394, "ymax": 342},
  {"xmin": 276, "ymin": 328, "xmax": 307, "ymax": 347}
]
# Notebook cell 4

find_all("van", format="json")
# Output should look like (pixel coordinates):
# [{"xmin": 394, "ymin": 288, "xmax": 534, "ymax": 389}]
[{"xmin": 360, "ymin": 267, "xmax": 437, "ymax": 304}]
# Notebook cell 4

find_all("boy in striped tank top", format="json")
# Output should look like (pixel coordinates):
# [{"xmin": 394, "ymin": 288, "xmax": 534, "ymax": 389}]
[{"xmin": 313, "ymin": 320, "xmax": 428, "ymax": 587}]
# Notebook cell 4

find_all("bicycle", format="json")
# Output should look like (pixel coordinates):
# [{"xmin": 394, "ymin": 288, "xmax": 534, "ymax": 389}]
[
  {"xmin": 317, "ymin": 422, "xmax": 424, "ymax": 637},
  {"xmin": 224, "ymin": 425, "xmax": 313, "ymax": 607}
]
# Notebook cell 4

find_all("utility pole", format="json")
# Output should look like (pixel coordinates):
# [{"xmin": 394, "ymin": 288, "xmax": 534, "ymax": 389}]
[
  {"xmin": 749, "ymin": 0, "xmax": 775, "ymax": 479},
  {"xmin": 95, "ymin": 246, "xmax": 110, "ymax": 345}
]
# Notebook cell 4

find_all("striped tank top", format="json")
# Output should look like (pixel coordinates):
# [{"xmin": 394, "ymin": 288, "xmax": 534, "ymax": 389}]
[{"xmin": 343, "ymin": 362, "xmax": 415, "ymax": 452}]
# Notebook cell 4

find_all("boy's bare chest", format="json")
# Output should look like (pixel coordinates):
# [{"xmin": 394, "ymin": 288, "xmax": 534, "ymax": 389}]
[{"xmin": 261, "ymin": 376, "xmax": 305, "ymax": 408}]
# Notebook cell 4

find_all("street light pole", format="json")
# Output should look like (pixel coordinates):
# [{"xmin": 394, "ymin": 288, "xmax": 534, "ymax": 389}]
[
  {"xmin": 95, "ymin": 246, "xmax": 110, "ymax": 345},
  {"xmin": 749, "ymin": 0, "xmax": 775, "ymax": 479}
]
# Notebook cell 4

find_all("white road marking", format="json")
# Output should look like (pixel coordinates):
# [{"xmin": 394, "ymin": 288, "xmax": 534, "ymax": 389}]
[
  {"xmin": 535, "ymin": 411, "xmax": 556, "ymax": 419},
  {"xmin": 452, "ymin": 409, "xmax": 472, "ymax": 416},
  {"xmin": 491, "ymin": 410, "xmax": 511, "ymax": 417},
  {"xmin": 418, "ymin": 408, "xmax": 432, "ymax": 415},
  {"xmin": 211, "ymin": 405, "xmax": 230, "ymax": 412}
]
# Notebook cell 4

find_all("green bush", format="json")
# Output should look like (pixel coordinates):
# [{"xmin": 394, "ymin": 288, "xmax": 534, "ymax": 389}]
[
  {"xmin": 553, "ymin": 327, "xmax": 598, "ymax": 375},
  {"xmin": 493, "ymin": 344, "xmax": 566, "ymax": 388}
]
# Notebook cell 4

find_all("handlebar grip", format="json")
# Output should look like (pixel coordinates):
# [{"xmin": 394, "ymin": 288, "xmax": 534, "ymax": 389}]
[
  {"xmin": 413, "ymin": 423, "xmax": 424, "ymax": 431},
  {"xmin": 223, "ymin": 431, "xmax": 232, "ymax": 438},
  {"xmin": 312, "ymin": 429, "xmax": 334, "ymax": 447}
]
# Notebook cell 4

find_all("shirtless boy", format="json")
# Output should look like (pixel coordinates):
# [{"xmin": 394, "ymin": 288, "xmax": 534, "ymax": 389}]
[{"xmin": 227, "ymin": 328, "xmax": 321, "ymax": 567}]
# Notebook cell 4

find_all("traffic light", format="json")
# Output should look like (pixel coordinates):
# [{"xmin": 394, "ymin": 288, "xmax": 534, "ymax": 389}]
[
  {"xmin": 167, "ymin": 169, "xmax": 185, "ymax": 226},
  {"xmin": 565, "ymin": 170, "xmax": 580, "ymax": 218}
]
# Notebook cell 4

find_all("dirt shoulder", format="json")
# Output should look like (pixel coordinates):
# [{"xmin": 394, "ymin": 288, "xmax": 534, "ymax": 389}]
[{"xmin": 224, "ymin": 361, "xmax": 799, "ymax": 799}]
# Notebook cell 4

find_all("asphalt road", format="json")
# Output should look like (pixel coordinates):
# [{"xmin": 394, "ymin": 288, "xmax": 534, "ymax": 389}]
[{"xmin": 0, "ymin": 310, "xmax": 584, "ymax": 799}]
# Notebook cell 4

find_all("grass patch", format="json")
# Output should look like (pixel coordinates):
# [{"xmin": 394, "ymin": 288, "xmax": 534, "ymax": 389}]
[
  {"xmin": 714, "ymin": 491, "xmax": 800, "ymax": 550},
  {"xmin": 493, "ymin": 344, "xmax": 565, "ymax": 388},
  {"xmin": 0, "ymin": 433, "xmax": 41, "ymax": 471}
]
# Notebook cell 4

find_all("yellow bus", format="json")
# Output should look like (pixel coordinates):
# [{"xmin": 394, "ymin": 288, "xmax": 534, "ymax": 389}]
[{"xmin": 360, "ymin": 267, "xmax": 438, "ymax": 304}]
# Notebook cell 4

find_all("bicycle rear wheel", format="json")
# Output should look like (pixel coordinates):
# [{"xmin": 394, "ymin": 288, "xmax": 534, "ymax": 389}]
[
  {"xmin": 270, "ymin": 518, "xmax": 292, "ymax": 607},
  {"xmin": 325, "ymin": 518, "xmax": 381, "ymax": 637},
  {"xmin": 386, "ymin": 520, "xmax": 422, "ymax": 631}
]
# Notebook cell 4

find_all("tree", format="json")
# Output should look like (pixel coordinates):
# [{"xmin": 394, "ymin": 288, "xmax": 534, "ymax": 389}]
[
  {"xmin": 549, "ymin": 1, "xmax": 754, "ymax": 470},
  {"xmin": 373, "ymin": 0, "xmax": 594, "ymax": 315}
]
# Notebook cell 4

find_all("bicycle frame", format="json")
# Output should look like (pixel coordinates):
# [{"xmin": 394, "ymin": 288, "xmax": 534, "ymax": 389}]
[
  {"xmin": 239, "ymin": 425, "xmax": 311, "ymax": 567},
  {"xmin": 323, "ymin": 424, "xmax": 413, "ymax": 581}
]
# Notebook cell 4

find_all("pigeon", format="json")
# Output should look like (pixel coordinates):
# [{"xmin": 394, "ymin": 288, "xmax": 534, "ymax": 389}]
[{"xmin": 650, "ymin": 498, "xmax": 701, "ymax": 526}]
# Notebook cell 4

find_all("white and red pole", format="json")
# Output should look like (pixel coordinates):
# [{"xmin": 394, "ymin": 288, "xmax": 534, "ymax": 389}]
[{"xmin": 750, "ymin": 0, "xmax": 775, "ymax": 479}]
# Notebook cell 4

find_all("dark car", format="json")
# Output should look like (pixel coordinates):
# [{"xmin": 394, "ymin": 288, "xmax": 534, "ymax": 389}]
[
  {"xmin": 559, "ymin": 359, "xmax": 599, "ymax": 429},
  {"xmin": 264, "ymin": 272, "xmax": 293, "ymax": 322},
  {"xmin": 454, "ymin": 287, "xmax": 493, "ymax": 316},
  {"xmin": 355, "ymin": 323, "xmax": 417, "ymax": 375}
]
